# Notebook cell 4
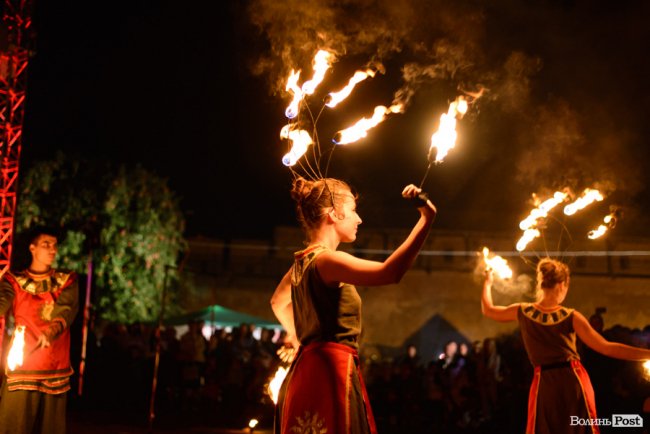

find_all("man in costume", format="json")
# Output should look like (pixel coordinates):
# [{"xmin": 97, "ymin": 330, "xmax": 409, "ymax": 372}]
[{"xmin": 0, "ymin": 228, "xmax": 79, "ymax": 434}]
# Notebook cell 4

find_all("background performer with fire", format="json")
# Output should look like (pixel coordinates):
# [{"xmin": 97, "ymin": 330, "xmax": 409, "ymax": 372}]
[
  {"xmin": 481, "ymin": 258, "xmax": 650, "ymax": 434},
  {"xmin": 271, "ymin": 177, "xmax": 436, "ymax": 434},
  {"xmin": 0, "ymin": 227, "xmax": 78, "ymax": 434}
]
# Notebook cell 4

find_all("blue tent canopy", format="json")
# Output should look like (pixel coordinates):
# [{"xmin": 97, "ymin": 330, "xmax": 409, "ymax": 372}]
[{"xmin": 164, "ymin": 304, "xmax": 281, "ymax": 328}]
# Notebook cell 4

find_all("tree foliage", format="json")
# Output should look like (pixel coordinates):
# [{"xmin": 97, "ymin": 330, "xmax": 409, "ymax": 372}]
[{"xmin": 15, "ymin": 153, "xmax": 186, "ymax": 323}]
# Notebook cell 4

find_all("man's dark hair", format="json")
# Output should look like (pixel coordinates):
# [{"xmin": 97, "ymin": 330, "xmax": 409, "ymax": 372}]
[{"xmin": 27, "ymin": 226, "xmax": 60, "ymax": 245}]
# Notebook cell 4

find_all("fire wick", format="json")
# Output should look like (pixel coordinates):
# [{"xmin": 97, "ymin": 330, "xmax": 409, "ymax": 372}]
[
  {"xmin": 419, "ymin": 147, "xmax": 439, "ymax": 189},
  {"xmin": 418, "ymin": 162, "xmax": 432, "ymax": 189}
]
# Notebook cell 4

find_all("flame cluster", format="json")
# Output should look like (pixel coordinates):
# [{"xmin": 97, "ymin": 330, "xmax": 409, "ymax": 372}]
[
  {"xmin": 516, "ymin": 187, "xmax": 615, "ymax": 252},
  {"xmin": 285, "ymin": 50, "xmax": 334, "ymax": 119},
  {"xmin": 516, "ymin": 191, "xmax": 568, "ymax": 252},
  {"xmin": 279, "ymin": 50, "xmax": 477, "ymax": 168},
  {"xmin": 280, "ymin": 50, "xmax": 334, "ymax": 167}
]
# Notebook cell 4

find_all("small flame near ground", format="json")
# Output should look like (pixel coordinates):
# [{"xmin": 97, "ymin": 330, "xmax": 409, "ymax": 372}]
[
  {"xmin": 7, "ymin": 325, "xmax": 26, "ymax": 371},
  {"xmin": 642, "ymin": 360, "xmax": 650, "ymax": 382},
  {"xmin": 267, "ymin": 366, "xmax": 289, "ymax": 404}
]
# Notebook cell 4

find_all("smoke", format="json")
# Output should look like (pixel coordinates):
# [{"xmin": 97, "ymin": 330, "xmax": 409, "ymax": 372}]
[
  {"xmin": 473, "ymin": 258, "xmax": 535, "ymax": 300},
  {"xmin": 392, "ymin": 39, "xmax": 476, "ymax": 107},
  {"xmin": 493, "ymin": 274, "xmax": 535, "ymax": 299},
  {"xmin": 513, "ymin": 97, "xmax": 644, "ymax": 206},
  {"xmin": 489, "ymin": 51, "xmax": 543, "ymax": 114},
  {"xmin": 246, "ymin": 0, "xmax": 649, "ymax": 233},
  {"xmin": 515, "ymin": 100, "xmax": 587, "ymax": 190},
  {"xmin": 247, "ymin": 0, "xmax": 486, "ymax": 101}
]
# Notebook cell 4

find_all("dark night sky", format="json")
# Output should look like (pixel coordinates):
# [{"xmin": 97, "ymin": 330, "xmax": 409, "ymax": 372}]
[{"xmin": 19, "ymin": 0, "xmax": 650, "ymax": 241}]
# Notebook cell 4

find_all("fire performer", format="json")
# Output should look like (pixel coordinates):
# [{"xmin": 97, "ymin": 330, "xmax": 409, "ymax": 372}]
[
  {"xmin": 0, "ymin": 227, "xmax": 78, "ymax": 434},
  {"xmin": 481, "ymin": 258, "xmax": 650, "ymax": 434},
  {"xmin": 271, "ymin": 177, "xmax": 436, "ymax": 434}
]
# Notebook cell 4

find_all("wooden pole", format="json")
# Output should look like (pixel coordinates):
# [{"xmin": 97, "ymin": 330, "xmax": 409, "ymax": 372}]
[
  {"xmin": 77, "ymin": 252, "xmax": 93, "ymax": 396},
  {"xmin": 148, "ymin": 266, "xmax": 170, "ymax": 432}
]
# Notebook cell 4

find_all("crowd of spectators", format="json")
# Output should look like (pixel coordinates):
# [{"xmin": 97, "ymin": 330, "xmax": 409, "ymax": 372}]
[
  {"xmin": 364, "ymin": 311, "xmax": 650, "ymax": 434},
  {"xmin": 74, "ymin": 320, "xmax": 283, "ymax": 428},
  {"xmin": 60, "ymin": 312, "xmax": 650, "ymax": 432}
]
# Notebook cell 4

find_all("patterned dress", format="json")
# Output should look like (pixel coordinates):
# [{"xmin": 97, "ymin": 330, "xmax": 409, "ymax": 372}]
[
  {"xmin": 518, "ymin": 303, "xmax": 598, "ymax": 434},
  {"xmin": 275, "ymin": 245, "xmax": 377, "ymax": 434},
  {"xmin": 0, "ymin": 268, "xmax": 79, "ymax": 434}
]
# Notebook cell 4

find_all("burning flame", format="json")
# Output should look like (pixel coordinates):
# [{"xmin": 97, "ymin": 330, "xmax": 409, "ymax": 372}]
[
  {"xmin": 519, "ymin": 191, "xmax": 569, "ymax": 231},
  {"xmin": 428, "ymin": 96, "xmax": 468, "ymax": 163},
  {"xmin": 333, "ymin": 104, "xmax": 403, "ymax": 145},
  {"xmin": 267, "ymin": 366, "xmax": 289, "ymax": 404},
  {"xmin": 516, "ymin": 191, "xmax": 568, "ymax": 252},
  {"xmin": 7, "ymin": 325, "xmax": 26, "ymax": 371},
  {"xmin": 249, "ymin": 419, "xmax": 259, "ymax": 429},
  {"xmin": 588, "ymin": 214, "xmax": 615, "ymax": 240},
  {"xmin": 482, "ymin": 247, "xmax": 513, "ymax": 279},
  {"xmin": 280, "ymin": 125, "xmax": 314, "ymax": 166},
  {"xmin": 516, "ymin": 229, "xmax": 541, "ymax": 252},
  {"xmin": 301, "ymin": 50, "xmax": 333, "ymax": 95},
  {"xmin": 284, "ymin": 50, "xmax": 334, "ymax": 119},
  {"xmin": 643, "ymin": 360, "xmax": 650, "ymax": 381},
  {"xmin": 326, "ymin": 69, "xmax": 376, "ymax": 108},
  {"xmin": 285, "ymin": 70, "xmax": 303, "ymax": 119},
  {"xmin": 564, "ymin": 188, "xmax": 604, "ymax": 216}
]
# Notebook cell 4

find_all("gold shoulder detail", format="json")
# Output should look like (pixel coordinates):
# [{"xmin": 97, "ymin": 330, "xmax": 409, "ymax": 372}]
[
  {"xmin": 12, "ymin": 271, "xmax": 29, "ymax": 287},
  {"xmin": 12, "ymin": 271, "xmax": 39, "ymax": 294},
  {"xmin": 522, "ymin": 304, "xmax": 573, "ymax": 325},
  {"xmin": 53, "ymin": 271, "xmax": 73, "ymax": 288}
]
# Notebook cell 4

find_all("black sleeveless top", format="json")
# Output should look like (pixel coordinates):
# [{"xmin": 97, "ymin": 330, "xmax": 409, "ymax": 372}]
[
  {"xmin": 290, "ymin": 245, "xmax": 362, "ymax": 349},
  {"xmin": 517, "ymin": 303, "xmax": 580, "ymax": 366}
]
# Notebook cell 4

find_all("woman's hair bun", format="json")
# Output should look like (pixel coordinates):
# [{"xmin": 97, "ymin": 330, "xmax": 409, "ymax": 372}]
[
  {"xmin": 536, "ymin": 258, "xmax": 570, "ymax": 289},
  {"xmin": 290, "ymin": 176, "xmax": 313, "ymax": 203}
]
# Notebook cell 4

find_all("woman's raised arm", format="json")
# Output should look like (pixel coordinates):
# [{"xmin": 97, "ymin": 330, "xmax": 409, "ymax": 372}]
[
  {"xmin": 317, "ymin": 185, "xmax": 436, "ymax": 287},
  {"xmin": 481, "ymin": 270, "xmax": 519, "ymax": 322}
]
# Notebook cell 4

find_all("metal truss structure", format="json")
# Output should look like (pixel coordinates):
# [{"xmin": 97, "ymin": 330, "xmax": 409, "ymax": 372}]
[{"xmin": 0, "ymin": 0, "xmax": 32, "ymax": 356}]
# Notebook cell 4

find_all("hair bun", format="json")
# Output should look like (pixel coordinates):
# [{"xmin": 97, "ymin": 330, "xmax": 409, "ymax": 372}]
[
  {"xmin": 536, "ymin": 258, "xmax": 570, "ymax": 289},
  {"xmin": 290, "ymin": 177, "xmax": 313, "ymax": 203}
]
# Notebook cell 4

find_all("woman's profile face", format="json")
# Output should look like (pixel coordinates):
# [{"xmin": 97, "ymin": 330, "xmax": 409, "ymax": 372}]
[{"xmin": 334, "ymin": 193, "xmax": 362, "ymax": 243}]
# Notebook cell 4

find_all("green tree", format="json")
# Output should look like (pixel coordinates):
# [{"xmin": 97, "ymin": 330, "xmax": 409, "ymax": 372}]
[{"xmin": 15, "ymin": 153, "xmax": 186, "ymax": 323}]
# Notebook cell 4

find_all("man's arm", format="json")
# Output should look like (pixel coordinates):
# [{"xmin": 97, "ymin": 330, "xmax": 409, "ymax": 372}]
[
  {"xmin": 0, "ymin": 274, "xmax": 16, "ymax": 316},
  {"xmin": 46, "ymin": 272, "xmax": 79, "ymax": 342}
]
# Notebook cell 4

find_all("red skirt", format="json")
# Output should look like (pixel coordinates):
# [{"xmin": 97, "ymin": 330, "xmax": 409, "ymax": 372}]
[
  {"xmin": 275, "ymin": 342, "xmax": 377, "ymax": 434},
  {"xmin": 527, "ymin": 359, "xmax": 599, "ymax": 434}
]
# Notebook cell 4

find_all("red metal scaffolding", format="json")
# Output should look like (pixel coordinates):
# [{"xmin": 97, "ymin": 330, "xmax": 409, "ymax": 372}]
[{"xmin": 0, "ymin": 0, "xmax": 32, "ymax": 357}]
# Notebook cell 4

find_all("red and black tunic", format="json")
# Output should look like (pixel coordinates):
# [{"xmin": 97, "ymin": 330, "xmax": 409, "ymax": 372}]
[
  {"xmin": 275, "ymin": 245, "xmax": 376, "ymax": 434},
  {"xmin": 0, "ymin": 269, "xmax": 79, "ymax": 394},
  {"xmin": 518, "ymin": 303, "xmax": 598, "ymax": 434}
]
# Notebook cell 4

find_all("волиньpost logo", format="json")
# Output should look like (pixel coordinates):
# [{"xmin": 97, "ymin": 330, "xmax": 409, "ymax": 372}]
[
  {"xmin": 570, "ymin": 414, "xmax": 644, "ymax": 428},
  {"xmin": 612, "ymin": 415, "xmax": 644, "ymax": 428}
]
